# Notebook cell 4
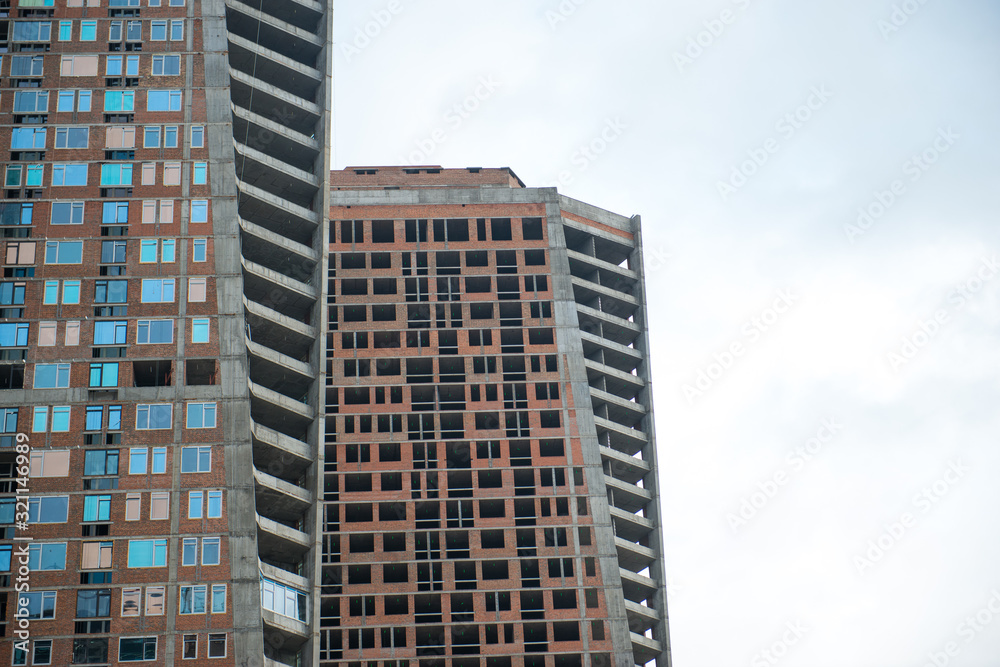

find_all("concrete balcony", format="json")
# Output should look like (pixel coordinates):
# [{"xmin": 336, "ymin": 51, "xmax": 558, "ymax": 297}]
[
  {"xmin": 619, "ymin": 569, "xmax": 660, "ymax": 605},
  {"xmin": 242, "ymin": 258, "xmax": 317, "ymax": 324},
  {"xmin": 224, "ymin": 0, "xmax": 324, "ymax": 67},
  {"xmin": 228, "ymin": 33, "xmax": 322, "ymax": 101},
  {"xmin": 254, "ymin": 466, "xmax": 312, "ymax": 524},
  {"xmin": 585, "ymin": 358, "xmax": 645, "ymax": 402},
  {"xmin": 249, "ymin": 379, "xmax": 314, "ymax": 433},
  {"xmin": 263, "ymin": 608, "xmax": 310, "ymax": 649},
  {"xmin": 576, "ymin": 304, "xmax": 640, "ymax": 348},
  {"xmin": 251, "ymin": 420, "xmax": 312, "ymax": 482},
  {"xmin": 616, "ymin": 536, "xmax": 657, "ymax": 573},
  {"xmin": 571, "ymin": 275, "xmax": 640, "ymax": 319},
  {"xmin": 247, "ymin": 338, "xmax": 313, "ymax": 394},
  {"xmin": 244, "ymin": 296, "xmax": 317, "ymax": 361},
  {"xmin": 605, "ymin": 475, "xmax": 653, "ymax": 514},
  {"xmin": 230, "ymin": 69, "xmax": 322, "ymax": 136},
  {"xmin": 631, "ymin": 631, "xmax": 664, "ymax": 666},
  {"xmin": 590, "ymin": 386, "xmax": 647, "ymax": 426},
  {"xmin": 231, "ymin": 105, "xmax": 321, "ymax": 172},
  {"xmin": 566, "ymin": 247, "xmax": 638, "ymax": 283},
  {"xmin": 260, "ymin": 559, "xmax": 309, "ymax": 592},
  {"xmin": 625, "ymin": 599, "xmax": 661, "ymax": 635},
  {"xmin": 256, "ymin": 512, "xmax": 310, "ymax": 564},
  {"xmin": 239, "ymin": 218, "xmax": 318, "ymax": 285},
  {"xmin": 600, "ymin": 445, "xmax": 650, "ymax": 486},
  {"xmin": 229, "ymin": 0, "xmax": 324, "ymax": 33},
  {"xmin": 234, "ymin": 140, "xmax": 320, "ymax": 210},
  {"xmin": 581, "ymin": 330, "xmax": 643, "ymax": 375},
  {"xmin": 609, "ymin": 505, "xmax": 656, "ymax": 543},
  {"xmin": 594, "ymin": 416, "xmax": 648, "ymax": 456},
  {"xmin": 236, "ymin": 177, "xmax": 319, "ymax": 243}
]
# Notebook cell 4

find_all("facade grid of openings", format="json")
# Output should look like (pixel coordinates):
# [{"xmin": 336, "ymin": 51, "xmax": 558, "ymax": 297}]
[
  {"xmin": 323, "ymin": 167, "xmax": 670, "ymax": 667},
  {"xmin": 0, "ymin": 0, "xmax": 333, "ymax": 665}
]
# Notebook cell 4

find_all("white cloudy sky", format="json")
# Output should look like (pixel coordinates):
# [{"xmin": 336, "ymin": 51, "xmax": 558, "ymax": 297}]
[{"xmin": 331, "ymin": 1, "xmax": 1000, "ymax": 665}]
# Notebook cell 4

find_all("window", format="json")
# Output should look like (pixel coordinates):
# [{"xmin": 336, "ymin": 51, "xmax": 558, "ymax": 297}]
[
  {"xmin": 95, "ymin": 280, "xmax": 128, "ymax": 303},
  {"xmin": 162, "ymin": 239, "xmax": 176, "ymax": 262},
  {"xmin": 0, "ymin": 323, "xmax": 28, "ymax": 347},
  {"xmin": 32, "ymin": 640, "xmax": 52, "ymax": 665},
  {"xmin": 56, "ymin": 90, "xmax": 91, "ymax": 113},
  {"xmin": 80, "ymin": 20, "xmax": 97, "ymax": 40},
  {"xmin": 71, "ymin": 639, "xmax": 107, "ymax": 665},
  {"xmin": 193, "ymin": 162, "xmax": 207, "ymax": 184},
  {"xmin": 179, "ymin": 585, "xmax": 207, "ymax": 613},
  {"xmin": 140, "ymin": 279, "xmax": 175, "ymax": 302},
  {"xmin": 10, "ymin": 55, "xmax": 43, "ymax": 77},
  {"xmin": 5, "ymin": 242, "xmax": 36, "ymax": 265},
  {"xmin": 181, "ymin": 446, "xmax": 211, "ymax": 472},
  {"xmin": 136, "ymin": 404, "xmax": 172, "ymax": 430},
  {"xmin": 101, "ymin": 239, "xmax": 126, "ymax": 264},
  {"xmin": 188, "ymin": 277, "xmax": 207, "ymax": 302},
  {"xmin": 32, "ymin": 406, "xmax": 48, "ymax": 432},
  {"xmin": 17, "ymin": 592, "xmax": 56, "ymax": 620},
  {"xmin": 170, "ymin": 19, "xmax": 184, "ymax": 40},
  {"xmin": 121, "ymin": 588, "xmax": 141, "ymax": 616},
  {"xmin": 186, "ymin": 402, "xmax": 216, "ymax": 429},
  {"xmin": 51, "ymin": 163, "xmax": 88, "ymax": 187},
  {"xmin": 31, "ymin": 409, "xmax": 71, "ymax": 436},
  {"xmin": 143, "ymin": 127, "xmax": 161, "ymax": 148},
  {"xmin": 127, "ymin": 540, "xmax": 167, "ymax": 568},
  {"xmin": 192, "ymin": 318, "xmax": 209, "ymax": 343},
  {"xmin": 12, "ymin": 22, "xmax": 52, "ymax": 42},
  {"xmin": 58, "ymin": 20, "xmax": 70, "ymax": 41},
  {"xmin": 147, "ymin": 89, "xmax": 182, "ymax": 111},
  {"xmin": 45, "ymin": 241, "xmax": 83, "ymax": 264},
  {"xmin": 89, "ymin": 362, "xmax": 119, "ymax": 388},
  {"xmin": 83, "ymin": 450, "xmax": 118, "ymax": 476},
  {"xmin": 27, "ymin": 543, "xmax": 66, "ymax": 571},
  {"xmin": 191, "ymin": 200, "xmax": 208, "ymax": 223},
  {"xmin": 34, "ymin": 363, "xmax": 70, "ymax": 389},
  {"xmin": 94, "ymin": 321, "xmax": 127, "ymax": 346},
  {"xmin": 137, "ymin": 320, "xmax": 172, "ymax": 344},
  {"xmin": 13, "ymin": 90, "xmax": 48, "ymax": 113},
  {"xmin": 105, "ymin": 126, "xmax": 135, "ymax": 149},
  {"xmin": 182, "ymin": 537, "xmax": 197, "ymax": 566},
  {"xmin": 0, "ymin": 282, "xmax": 25, "ymax": 307},
  {"xmin": 260, "ymin": 578, "xmax": 306, "ymax": 621},
  {"xmin": 139, "ymin": 239, "xmax": 156, "ymax": 263},
  {"xmin": 152, "ymin": 447, "xmax": 167, "ymax": 474},
  {"xmin": 152, "ymin": 54, "xmax": 180, "ymax": 76},
  {"xmin": 146, "ymin": 587, "xmax": 165, "ymax": 615},
  {"xmin": 150, "ymin": 20, "xmax": 167, "ymax": 40},
  {"xmin": 119, "ymin": 637, "xmax": 157, "ymax": 661},
  {"xmin": 100, "ymin": 163, "xmax": 133, "ymax": 186},
  {"xmin": 54, "ymin": 128, "xmax": 88, "ymax": 151},
  {"xmin": 191, "ymin": 125, "xmax": 204, "ymax": 147},
  {"xmin": 211, "ymin": 584, "xmax": 226, "ymax": 613},
  {"xmin": 60, "ymin": 55, "xmax": 98, "ymax": 76},
  {"xmin": 125, "ymin": 494, "xmax": 140, "ymax": 521},
  {"xmin": 106, "ymin": 55, "xmax": 139, "ymax": 77},
  {"xmin": 28, "ymin": 496, "xmax": 69, "ymax": 523},
  {"xmin": 164, "ymin": 126, "xmax": 178, "ymax": 148},
  {"xmin": 163, "ymin": 162, "xmax": 181, "ymax": 185},
  {"xmin": 129, "ymin": 448, "xmax": 147, "ymax": 474},
  {"xmin": 150, "ymin": 492, "xmax": 169, "ymax": 520},
  {"xmin": 103, "ymin": 201, "xmax": 129, "ymax": 225},
  {"xmin": 6, "ymin": 164, "xmax": 43, "ymax": 188},
  {"xmin": 208, "ymin": 490, "xmax": 222, "ymax": 518},
  {"xmin": 208, "ymin": 634, "xmax": 227, "ymax": 658},
  {"xmin": 51, "ymin": 201, "xmax": 84, "ymax": 224},
  {"xmin": 11, "ymin": 128, "xmax": 46, "ymax": 150},
  {"xmin": 188, "ymin": 491, "xmax": 203, "ymax": 519},
  {"xmin": 76, "ymin": 589, "xmax": 111, "ymax": 618},
  {"xmin": 192, "ymin": 239, "xmax": 207, "ymax": 262},
  {"xmin": 103, "ymin": 90, "xmax": 135, "ymax": 112},
  {"xmin": 83, "ymin": 494, "xmax": 112, "ymax": 522},
  {"xmin": 66, "ymin": 321, "xmax": 81, "ymax": 346},
  {"xmin": 81, "ymin": 541, "xmax": 112, "ymax": 569},
  {"xmin": 183, "ymin": 634, "xmax": 197, "ymax": 659}
]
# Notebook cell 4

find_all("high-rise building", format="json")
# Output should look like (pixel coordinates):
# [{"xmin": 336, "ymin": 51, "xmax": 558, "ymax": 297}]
[
  {"xmin": 0, "ymin": 2, "xmax": 668, "ymax": 666},
  {"xmin": 0, "ymin": 0, "xmax": 332, "ymax": 665},
  {"xmin": 322, "ymin": 167, "xmax": 670, "ymax": 667}
]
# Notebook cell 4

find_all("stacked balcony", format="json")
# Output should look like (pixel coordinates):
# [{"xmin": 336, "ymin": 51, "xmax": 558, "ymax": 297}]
[
  {"xmin": 563, "ymin": 218, "xmax": 669, "ymax": 666},
  {"xmin": 224, "ymin": 0, "xmax": 330, "ymax": 664}
]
